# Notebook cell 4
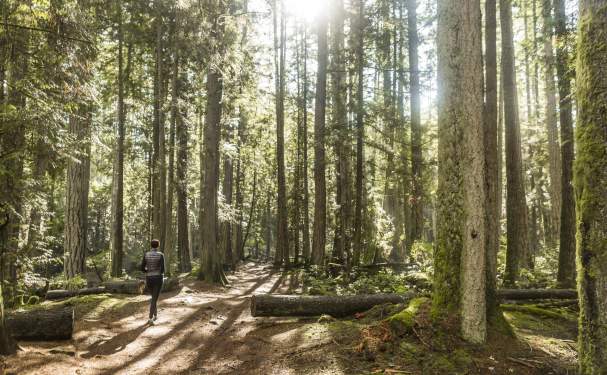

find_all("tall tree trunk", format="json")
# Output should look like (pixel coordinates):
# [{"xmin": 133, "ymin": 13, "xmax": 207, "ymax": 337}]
[
  {"xmin": 379, "ymin": 0, "xmax": 397, "ymax": 262},
  {"xmin": 301, "ymin": 27, "xmax": 311, "ymax": 264},
  {"xmin": 0, "ymin": 31, "xmax": 27, "ymax": 285},
  {"xmin": 311, "ymin": 12, "xmax": 329, "ymax": 266},
  {"xmin": 176, "ymin": 95, "xmax": 191, "ymax": 273},
  {"xmin": 152, "ymin": 3, "xmax": 167, "ymax": 248},
  {"xmin": 484, "ymin": 0, "xmax": 500, "ymax": 317},
  {"xmin": 200, "ymin": 1, "xmax": 227, "ymax": 285},
  {"xmin": 166, "ymin": 19, "xmax": 179, "ymax": 276},
  {"xmin": 330, "ymin": 0, "xmax": 351, "ymax": 265},
  {"xmin": 222, "ymin": 122, "xmax": 234, "ymax": 268},
  {"xmin": 434, "ymin": 0, "xmax": 486, "ymax": 344},
  {"xmin": 408, "ymin": 0, "xmax": 423, "ymax": 247},
  {"xmin": 501, "ymin": 0, "xmax": 530, "ymax": 285},
  {"xmin": 353, "ymin": 0, "xmax": 365, "ymax": 267},
  {"xmin": 575, "ymin": 1, "xmax": 607, "ymax": 371},
  {"xmin": 542, "ymin": 0, "xmax": 561, "ymax": 249},
  {"xmin": 273, "ymin": 0, "xmax": 289, "ymax": 268},
  {"xmin": 65, "ymin": 107, "xmax": 91, "ymax": 279},
  {"xmin": 111, "ymin": 2, "xmax": 125, "ymax": 277},
  {"xmin": 554, "ymin": 0, "xmax": 575, "ymax": 288}
]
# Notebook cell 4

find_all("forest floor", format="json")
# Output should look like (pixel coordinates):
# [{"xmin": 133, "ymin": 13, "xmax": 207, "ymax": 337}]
[{"xmin": 1, "ymin": 262, "xmax": 578, "ymax": 375}]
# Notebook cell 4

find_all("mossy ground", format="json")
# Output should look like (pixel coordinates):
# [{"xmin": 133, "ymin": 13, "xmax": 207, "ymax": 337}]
[{"xmin": 325, "ymin": 299, "xmax": 578, "ymax": 374}]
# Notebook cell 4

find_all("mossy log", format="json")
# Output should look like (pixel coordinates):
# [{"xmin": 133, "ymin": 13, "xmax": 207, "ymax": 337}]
[
  {"xmin": 251, "ymin": 293, "xmax": 416, "ymax": 317},
  {"xmin": 45, "ymin": 287, "xmax": 107, "ymax": 300},
  {"xmin": 496, "ymin": 289, "xmax": 577, "ymax": 300},
  {"xmin": 358, "ymin": 263, "xmax": 417, "ymax": 272},
  {"xmin": 103, "ymin": 277, "xmax": 180, "ymax": 295},
  {"xmin": 252, "ymin": 289, "xmax": 578, "ymax": 317},
  {"xmin": 7, "ymin": 306, "xmax": 74, "ymax": 340}
]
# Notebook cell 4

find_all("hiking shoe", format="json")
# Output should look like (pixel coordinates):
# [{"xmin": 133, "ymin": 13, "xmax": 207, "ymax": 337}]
[{"xmin": 148, "ymin": 318, "xmax": 154, "ymax": 325}]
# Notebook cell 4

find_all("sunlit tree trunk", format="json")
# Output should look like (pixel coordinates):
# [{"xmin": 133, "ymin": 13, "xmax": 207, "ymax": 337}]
[
  {"xmin": 434, "ymin": 0, "xmax": 486, "ymax": 344},
  {"xmin": 311, "ymin": 12, "xmax": 328, "ymax": 266},
  {"xmin": 65, "ymin": 107, "xmax": 91, "ymax": 279},
  {"xmin": 200, "ymin": 1, "xmax": 227, "ymax": 284},
  {"xmin": 110, "ymin": 0, "xmax": 125, "ymax": 278},
  {"xmin": 554, "ymin": 0, "xmax": 575, "ymax": 288},
  {"xmin": 542, "ymin": 0, "xmax": 561, "ymax": 250},
  {"xmin": 408, "ymin": 0, "xmax": 423, "ymax": 248},
  {"xmin": 484, "ymin": 0, "xmax": 500, "ymax": 317},
  {"xmin": 353, "ymin": 0, "xmax": 365, "ymax": 267},
  {"xmin": 574, "ymin": 1, "xmax": 607, "ymax": 371},
  {"xmin": 273, "ymin": 0, "xmax": 289, "ymax": 267},
  {"xmin": 152, "ymin": 2, "xmax": 167, "ymax": 248},
  {"xmin": 501, "ymin": 0, "xmax": 530, "ymax": 285},
  {"xmin": 330, "ymin": 0, "xmax": 351, "ymax": 265}
]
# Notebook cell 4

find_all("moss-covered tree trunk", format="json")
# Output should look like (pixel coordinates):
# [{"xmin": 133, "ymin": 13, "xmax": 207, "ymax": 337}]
[
  {"xmin": 574, "ymin": 1, "xmax": 607, "ymax": 372},
  {"xmin": 554, "ymin": 0, "xmax": 576, "ymax": 289},
  {"xmin": 435, "ymin": 0, "xmax": 486, "ymax": 344},
  {"xmin": 0, "ymin": 283, "xmax": 15, "ymax": 355},
  {"xmin": 501, "ymin": 0, "xmax": 530, "ymax": 285}
]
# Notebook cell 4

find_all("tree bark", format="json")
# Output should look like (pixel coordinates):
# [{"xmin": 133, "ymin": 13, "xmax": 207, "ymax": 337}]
[
  {"xmin": 574, "ymin": 1, "xmax": 607, "ymax": 371},
  {"xmin": 330, "ymin": 0, "xmax": 351, "ymax": 265},
  {"xmin": 111, "ymin": 0, "xmax": 125, "ymax": 278},
  {"xmin": 542, "ymin": 0, "xmax": 561, "ymax": 249},
  {"xmin": 408, "ymin": 0, "xmax": 423, "ymax": 247},
  {"xmin": 501, "ymin": 0, "xmax": 530, "ymax": 285},
  {"xmin": 301, "ymin": 27, "xmax": 311, "ymax": 265},
  {"xmin": 311, "ymin": 13, "xmax": 328, "ymax": 266},
  {"xmin": 200, "ymin": 1, "xmax": 227, "ymax": 285},
  {"xmin": 45, "ymin": 287, "xmax": 106, "ymax": 300},
  {"xmin": 7, "ymin": 306, "xmax": 74, "ymax": 340},
  {"xmin": 273, "ymin": 0, "xmax": 289, "ymax": 268},
  {"xmin": 435, "ymin": 0, "xmax": 486, "ymax": 344},
  {"xmin": 65, "ymin": 107, "xmax": 91, "ymax": 279},
  {"xmin": 251, "ymin": 293, "xmax": 416, "ymax": 318},
  {"xmin": 152, "ymin": 2, "xmax": 167, "ymax": 248},
  {"xmin": 352, "ymin": 0, "xmax": 365, "ymax": 267},
  {"xmin": 176, "ymin": 64, "xmax": 191, "ymax": 273},
  {"xmin": 554, "ymin": 0, "xmax": 575, "ymax": 289},
  {"xmin": 484, "ymin": 0, "xmax": 500, "ymax": 318}
]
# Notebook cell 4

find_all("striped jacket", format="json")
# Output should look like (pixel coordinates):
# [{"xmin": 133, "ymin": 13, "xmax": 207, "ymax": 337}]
[{"xmin": 141, "ymin": 249, "xmax": 165, "ymax": 277}]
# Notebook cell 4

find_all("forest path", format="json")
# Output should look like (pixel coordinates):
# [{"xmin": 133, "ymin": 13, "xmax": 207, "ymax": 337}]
[{"xmin": 5, "ymin": 262, "xmax": 347, "ymax": 375}]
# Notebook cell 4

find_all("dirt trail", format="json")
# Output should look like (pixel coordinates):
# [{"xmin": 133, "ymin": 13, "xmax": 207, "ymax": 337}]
[{"xmin": 4, "ymin": 263, "xmax": 347, "ymax": 375}]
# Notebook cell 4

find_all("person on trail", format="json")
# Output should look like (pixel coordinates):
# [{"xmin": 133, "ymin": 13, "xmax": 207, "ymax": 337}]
[{"xmin": 141, "ymin": 239, "xmax": 165, "ymax": 325}]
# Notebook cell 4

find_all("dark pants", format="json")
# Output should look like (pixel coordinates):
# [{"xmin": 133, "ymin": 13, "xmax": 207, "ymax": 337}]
[{"xmin": 146, "ymin": 275, "xmax": 163, "ymax": 319}]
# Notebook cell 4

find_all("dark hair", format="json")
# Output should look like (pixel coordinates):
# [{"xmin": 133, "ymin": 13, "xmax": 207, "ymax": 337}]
[{"xmin": 151, "ymin": 239, "xmax": 160, "ymax": 249}]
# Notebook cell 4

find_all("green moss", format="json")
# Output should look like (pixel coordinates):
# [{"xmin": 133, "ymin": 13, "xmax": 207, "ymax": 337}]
[
  {"xmin": 488, "ymin": 309, "xmax": 515, "ymax": 337},
  {"xmin": 501, "ymin": 304, "xmax": 576, "ymax": 321},
  {"xmin": 386, "ymin": 297, "xmax": 429, "ymax": 336}
]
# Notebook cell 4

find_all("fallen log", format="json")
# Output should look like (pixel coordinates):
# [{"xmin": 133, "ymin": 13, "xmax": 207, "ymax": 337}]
[
  {"xmin": 497, "ymin": 289, "xmax": 577, "ymax": 300},
  {"xmin": 45, "ymin": 287, "xmax": 107, "ymax": 300},
  {"xmin": 103, "ymin": 277, "xmax": 180, "ymax": 295},
  {"xmin": 252, "ymin": 289, "xmax": 578, "ymax": 317},
  {"xmin": 7, "ymin": 306, "xmax": 74, "ymax": 340},
  {"xmin": 251, "ymin": 293, "xmax": 416, "ymax": 317}
]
